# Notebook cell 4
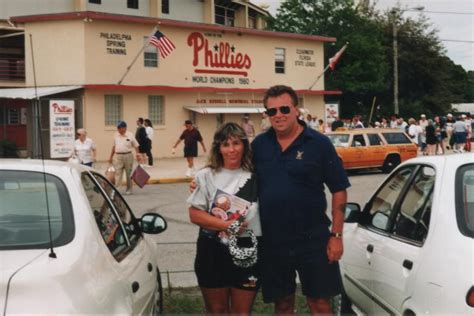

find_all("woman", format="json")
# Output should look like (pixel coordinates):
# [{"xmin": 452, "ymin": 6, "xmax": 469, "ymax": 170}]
[
  {"xmin": 187, "ymin": 122, "xmax": 261, "ymax": 315},
  {"xmin": 425, "ymin": 120, "xmax": 438, "ymax": 156},
  {"xmin": 434, "ymin": 116, "xmax": 446, "ymax": 154},
  {"xmin": 73, "ymin": 128, "xmax": 97, "ymax": 167},
  {"xmin": 144, "ymin": 119, "xmax": 154, "ymax": 166}
]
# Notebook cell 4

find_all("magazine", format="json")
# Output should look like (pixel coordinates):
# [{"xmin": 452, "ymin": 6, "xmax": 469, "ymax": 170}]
[{"xmin": 209, "ymin": 189, "xmax": 251, "ymax": 244}]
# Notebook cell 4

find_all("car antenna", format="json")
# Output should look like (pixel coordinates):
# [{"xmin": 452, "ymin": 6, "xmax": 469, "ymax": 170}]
[{"xmin": 30, "ymin": 34, "xmax": 56, "ymax": 259}]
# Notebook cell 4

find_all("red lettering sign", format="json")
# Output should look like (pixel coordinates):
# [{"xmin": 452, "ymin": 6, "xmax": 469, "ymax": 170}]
[{"xmin": 187, "ymin": 32, "xmax": 252, "ymax": 77}]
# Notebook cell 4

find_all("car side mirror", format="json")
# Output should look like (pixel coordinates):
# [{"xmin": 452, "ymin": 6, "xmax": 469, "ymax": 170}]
[
  {"xmin": 141, "ymin": 213, "xmax": 167, "ymax": 234},
  {"xmin": 345, "ymin": 203, "xmax": 361, "ymax": 223},
  {"xmin": 372, "ymin": 212, "xmax": 389, "ymax": 230}
]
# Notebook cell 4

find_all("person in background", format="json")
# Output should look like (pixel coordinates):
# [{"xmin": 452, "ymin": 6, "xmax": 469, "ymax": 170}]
[
  {"xmin": 135, "ymin": 117, "xmax": 148, "ymax": 166},
  {"xmin": 187, "ymin": 122, "xmax": 261, "ymax": 315},
  {"xmin": 307, "ymin": 114, "xmax": 319, "ymax": 130},
  {"xmin": 172, "ymin": 120, "xmax": 207, "ymax": 177},
  {"xmin": 260, "ymin": 112, "xmax": 271, "ymax": 133},
  {"xmin": 351, "ymin": 115, "xmax": 364, "ymax": 129},
  {"xmin": 108, "ymin": 121, "xmax": 140, "ymax": 195},
  {"xmin": 241, "ymin": 114, "xmax": 256, "ymax": 143},
  {"xmin": 389, "ymin": 114, "xmax": 398, "ymax": 128},
  {"xmin": 434, "ymin": 116, "xmax": 446, "ymax": 155},
  {"xmin": 452, "ymin": 114, "xmax": 468, "ymax": 153},
  {"xmin": 465, "ymin": 113, "xmax": 472, "ymax": 152},
  {"xmin": 419, "ymin": 114, "xmax": 428, "ymax": 155},
  {"xmin": 425, "ymin": 119, "xmax": 438, "ymax": 156},
  {"xmin": 331, "ymin": 116, "xmax": 344, "ymax": 131},
  {"xmin": 445, "ymin": 113, "xmax": 455, "ymax": 150},
  {"xmin": 73, "ymin": 128, "xmax": 96, "ymax": 167},
  {"xmin": 144, "ymin": 119, "xmax": 154, "ymax": 166},
  {"xmin": 407, "ymin": 118, "xmax": 420, "ymax": 147},
  {"xmin": 318, "ymin": 119, "xmax": 326, "ymax": 133},
  {"xmin": 253, "ymin": 85, "xmax": 350, "ymax": 314},
  {"xmin": 381, "ymin": 117, "xmax": 389, "ymax": 128}
]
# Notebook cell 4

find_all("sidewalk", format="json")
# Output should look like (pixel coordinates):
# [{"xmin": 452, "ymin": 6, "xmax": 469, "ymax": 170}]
[{"xmin": 94, "ymin": 155, "xmax": 207, "ymax": 184}]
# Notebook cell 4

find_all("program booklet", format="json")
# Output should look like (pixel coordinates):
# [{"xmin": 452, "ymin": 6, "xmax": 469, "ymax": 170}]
[{"xmin": 209, "ymin": 189, "xmax": 251, "ymax": 243}]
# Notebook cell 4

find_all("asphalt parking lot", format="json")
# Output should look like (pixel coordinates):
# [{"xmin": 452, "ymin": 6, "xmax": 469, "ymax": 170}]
[{"xmin": 125, "ymin": 170, "xmax": 388, "ymax": 288}]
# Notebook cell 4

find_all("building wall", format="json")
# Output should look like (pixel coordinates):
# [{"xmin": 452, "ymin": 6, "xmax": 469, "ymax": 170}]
[
  {"xmin": 0, "ymin": 0, "xmax": 75, "ymax": 20},
  {"xmin": 25, "ymin": 20, "xmax": 86, "ymax": 86},
  {"xmin": 161, "ymin": 0, "xmax": 205, "ymax": 23}
]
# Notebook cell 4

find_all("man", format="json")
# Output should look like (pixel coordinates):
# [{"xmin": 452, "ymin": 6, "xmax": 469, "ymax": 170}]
[
  {"xmin": 172, "ymin": 120, "xmax": 206, "ymax": 177},
  {"xmin": 350, "ymin": 115, "xmax": 364, "ymax": 129},
  {"xmin": 331, "ymin": 115, "xmax": 344, "ymax": 131},
  {"xmin": 108, "ymin": 121, "xmax": 140, "ymax": 195},
  {"xmin": 241, "ymin": 114, "xmax": 256, "ymax": 142},
  {"xmin": 452, "ymin": 114, "xmax": 468, "ymax": 152},
  {"xmin": 252, "ymin": 85, "xmax": 350, "ymax": 314},
  {"xmin": 419, "ymin": 114, "xmax": 428, "ymax": 154}
]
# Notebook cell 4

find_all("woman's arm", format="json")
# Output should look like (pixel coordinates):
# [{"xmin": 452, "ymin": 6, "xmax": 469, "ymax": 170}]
[{"xmin": 189, "ymin": 207, "xmax": 232, "ymax": 232}]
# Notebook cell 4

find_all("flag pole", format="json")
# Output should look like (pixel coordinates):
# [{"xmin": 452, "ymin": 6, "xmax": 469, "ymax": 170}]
[
  {"xmin": 368, "ymin": 96, "xmax": 377, "ymax": 126},
  {"xmin": 117, "ymin": 25, "xmax": 159, "ymax": 85},
  {"xmin": 308, "ymin": 64, "xmax": 330, "ymax": 90}
]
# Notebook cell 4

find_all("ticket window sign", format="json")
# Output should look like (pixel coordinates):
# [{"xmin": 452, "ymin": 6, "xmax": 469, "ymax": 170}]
[{"xmin": 49, "ymin": 100, "xmax": 75, "ymax": 158}]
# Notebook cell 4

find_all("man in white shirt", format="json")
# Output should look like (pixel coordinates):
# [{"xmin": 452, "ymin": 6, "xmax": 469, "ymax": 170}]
[{"xmin": 108, "ymin": 121, "xmax": 140, "ymax": 194}]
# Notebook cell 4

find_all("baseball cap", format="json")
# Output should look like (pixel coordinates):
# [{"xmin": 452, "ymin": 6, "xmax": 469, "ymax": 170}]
[
  {"xmin": 420, "ymin": 114, "xmax": 426, "ymax": 118},
  {"xmin": 447, "ymin": 113, "xmax": 453, "ymax": 117},
  {"xmin": 117, "ymin": 121, "xmax": 127, "ymax": 128}
]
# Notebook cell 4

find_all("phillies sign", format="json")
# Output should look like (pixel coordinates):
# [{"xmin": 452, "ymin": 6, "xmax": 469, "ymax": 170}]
[{"xmin": 187, "ymin": 32, "xmax": 252, "ymax": 77}]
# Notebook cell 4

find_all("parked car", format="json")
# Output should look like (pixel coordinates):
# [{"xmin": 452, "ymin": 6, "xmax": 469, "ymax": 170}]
[
  {"xmin": 326, "ymin": 128, "xmax": 418, "ymax": 173},
  {"xmin": 340, "ymin": 154, "xmax": 474, "ymax": 315},
  {"xmin": 0, "ymin": 159, "xmax": 167, "ymax": 315}
]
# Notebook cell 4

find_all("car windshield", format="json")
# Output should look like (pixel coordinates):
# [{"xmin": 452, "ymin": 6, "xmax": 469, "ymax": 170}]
[
  {"xmin": 327, "ymin": 134, "xmax": 350, "ymax": 147},
  {"xmin": 0, "ymin": 170, "xmax": 74, "ymax": 250}
]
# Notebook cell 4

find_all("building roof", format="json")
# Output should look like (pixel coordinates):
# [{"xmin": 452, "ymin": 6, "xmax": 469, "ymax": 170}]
[{"xmin": 10, "ymin": 11, "xmax": 336, "ymax": 43}]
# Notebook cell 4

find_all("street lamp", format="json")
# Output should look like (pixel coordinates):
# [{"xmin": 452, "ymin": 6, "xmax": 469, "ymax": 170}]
[{"xmin": 392, "ymin": 6, "xmax": 424, "ymax": 115}]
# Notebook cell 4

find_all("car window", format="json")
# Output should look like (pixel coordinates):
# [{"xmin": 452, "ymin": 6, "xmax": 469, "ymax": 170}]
[
  {"xmin": 455, "ymin": 164, "xmax": 474, "ymax": 238},
  {"xmin": 81, "ymin": 173, "xmax": 130, "ymax": 260},
  {"xmin": 393, "ymin": 166, "xmax": 435, "ymax": 243},
  {"xmin": 327, "ymin": 134, "xmax": 350, "ymax": 147},
  {"xmin": 363, "ymin": 166, "xmax": 415, "ymax": 232},
  {"xmin": 382, "ymin": 132, "xmax": 411, "ymax": 144},
  {"xmin": 0, "ymin": 171, "xmax": 74, "ymax": 250},
  {"xmin": 91, "ymin": 173, "xmax": 141, "ymax": 247},
  {"xmin": 367, "ymin": 133, "xmax": 382, "ymax": 146},
  {"xmin": 352, "ymin": 134, "xmax": 366, "ymax": 147}
]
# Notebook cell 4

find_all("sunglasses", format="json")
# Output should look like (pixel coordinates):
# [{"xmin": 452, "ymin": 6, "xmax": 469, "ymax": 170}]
[{"xmin": 265, "ymin": 105, "xmax": 292, "ymax": 117}]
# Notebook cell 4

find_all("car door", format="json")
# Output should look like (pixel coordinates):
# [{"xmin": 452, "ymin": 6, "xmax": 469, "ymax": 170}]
[
  {"xmin": 348, "ymin": 134, "xmax": 367, "ymax": 168},
  {"xmin": 344, "ymin": 166, "xmax": 416, "ymax": 314},
  {"xmin": 366, "ymin": 133, "xmax": 386, "ymax": 167},
  {"xmin": 370, "ymin": 165, "xmax": 435, "ymax": 313},
  {"xmin": 84, "ymin": 172, "xmax": 157, "ymax": 315}
]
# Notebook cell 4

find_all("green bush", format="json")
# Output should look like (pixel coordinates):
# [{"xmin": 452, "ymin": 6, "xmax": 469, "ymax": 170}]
[{"xmin": 0, "ymin": 139, "xmax": 19, "ymax": 158}]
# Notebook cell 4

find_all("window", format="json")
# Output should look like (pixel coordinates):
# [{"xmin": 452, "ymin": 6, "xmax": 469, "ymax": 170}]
[
  {"xmin": 215, "ymin": 5, "xmax": 235, "ymax": 26},
  {"xmin": 148, "ymin": 96, "xmax": 164, "ymax": 125},
  {"xmin": 393, "ymin": 166, "xmax": 435, "ymax": 242},
  {"xmin": 127, "ymin": 0, "xmax": 138, "ymax": 9},
  {"xmin": 8, "ymin": 108, "xmax": 20, "ymax": 125},
  {"xmin": 162, "ymin": 0, "xmax": 169, "ymax": 14},
  {"xmin": 456, "ymin": 164, "xmax": 474, "ymax": 237},
  {"xmin": 105, "ymin": 95, "xmax": 122, "ymax": 126},
  {"xmin": 144, "ymin": 37, "xmax": 158, "ymax": 67},
  {"xmin": 352, "ymin": 134, "xmax": 366, "ymax": 147},
  {"xmin": 382, "ymin": 132, "xmax": 411, "ymax": 144},
  {"xmin": 368, "ymin": 133, "xmax": 382, "ymax": 146},
  {"xmin": 82, "ymin": 173, "xmax": 140, "ymax": 261},
  {"xmin": 249, "ymin": 16, "xmax": 257, "ymax": 29},
  {"xmin": 89, "ymin": 0, "xmax": 101, "ymax": 4},
  {"xmin": 363, "ymin": 166, "xmax": 415, "ymax": 231},
  {"xmin": 275, "ymin": 48, "xmax": 285, "ymax": 74},
  {"xmin": 0, "ymin": 171, "xmax": 74, "ymax": 250}
]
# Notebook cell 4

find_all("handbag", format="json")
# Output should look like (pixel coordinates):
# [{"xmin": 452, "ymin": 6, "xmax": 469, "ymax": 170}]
[{"xmin": 131, "ymin": 164, "xmax": 150, "ymax": 188}]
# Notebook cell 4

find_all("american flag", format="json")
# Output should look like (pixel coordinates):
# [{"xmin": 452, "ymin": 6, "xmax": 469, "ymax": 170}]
[{"xmin": 149, "ymin": 30, "xmax": 176, "ymax": 59}]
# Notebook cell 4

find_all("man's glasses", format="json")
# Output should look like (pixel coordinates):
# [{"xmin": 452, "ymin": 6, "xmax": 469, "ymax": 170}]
[{"xmin": 265, "ymin": 105, "xmax": 291, "ymax": 117}]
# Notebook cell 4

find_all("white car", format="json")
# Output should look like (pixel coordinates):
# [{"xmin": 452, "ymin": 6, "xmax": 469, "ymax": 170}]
[
  {"xmin": 341, "ymin": 154, "xmax": 474, "ymax": 315},
  {"xmin": 0, "ymin": 159, "xmax": 167, "ymax": 315}
]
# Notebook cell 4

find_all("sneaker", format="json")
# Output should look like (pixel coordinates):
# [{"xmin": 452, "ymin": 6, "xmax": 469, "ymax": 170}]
[
  {"xmin": 185, "ymin": 168, "xmax": 192, "ymax": 177},
  {"xmin": 124, "ymin": 191, "xmax": 132, "ymax": 195}
]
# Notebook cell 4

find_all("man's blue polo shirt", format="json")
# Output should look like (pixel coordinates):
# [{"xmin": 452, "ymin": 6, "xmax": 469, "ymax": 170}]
[{"xmin": 251, "ymin": 122, "xmax": 350, "ymax": 247}]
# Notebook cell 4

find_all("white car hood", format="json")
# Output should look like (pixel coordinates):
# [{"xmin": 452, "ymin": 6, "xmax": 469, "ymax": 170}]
[{"xmin": 0, "ymin": 249, "xmax": 47, "ymax": 313}]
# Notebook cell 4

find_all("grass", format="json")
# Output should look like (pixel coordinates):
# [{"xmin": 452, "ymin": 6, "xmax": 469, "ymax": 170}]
[{"xmin": 163, "ymin": 287, "xmax": 319, "ymax": 315}]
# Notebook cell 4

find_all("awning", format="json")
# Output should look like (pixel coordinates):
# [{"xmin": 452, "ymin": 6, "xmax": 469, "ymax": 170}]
[
  {"xmin": 0, "ymin": 85, "xmax": 83, "ymax": 99},
  {"xmin": 184, "ymin": 106, "xmax": 265, "ymax": 114}
]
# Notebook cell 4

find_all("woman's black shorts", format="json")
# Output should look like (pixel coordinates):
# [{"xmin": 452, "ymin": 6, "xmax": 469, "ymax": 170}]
[{"xmin": 194, "ymin": 235, "xmax": 261, "ymax": 290}]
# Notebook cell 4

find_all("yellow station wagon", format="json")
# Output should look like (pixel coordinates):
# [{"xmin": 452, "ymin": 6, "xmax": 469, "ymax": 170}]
[{"xmin": 326, "ymin": 128, "xmax": 418, "ymax": 173}]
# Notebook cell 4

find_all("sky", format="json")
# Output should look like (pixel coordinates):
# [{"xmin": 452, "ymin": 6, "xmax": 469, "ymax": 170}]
[{"xmin": 252, "ymin": 0, "xmax": 474, "ymax": 71}]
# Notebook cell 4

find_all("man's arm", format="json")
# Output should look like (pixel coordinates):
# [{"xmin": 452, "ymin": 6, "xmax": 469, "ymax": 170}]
[
  {"xmin": 327, "ymin": 189, "xmax": 347, "ymax": 263},
  {"xmin": 199, "ymin": 140, "xmax": 207, "ymax": 153},
  {"xmin": 108, "ymin": 145, "xmax": 115, "ymax": 163}
]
